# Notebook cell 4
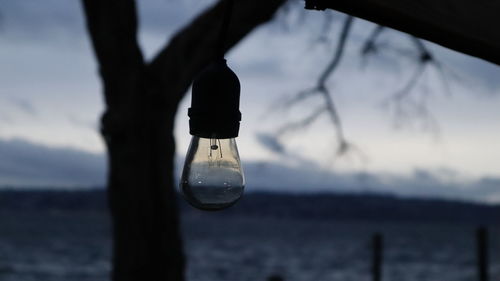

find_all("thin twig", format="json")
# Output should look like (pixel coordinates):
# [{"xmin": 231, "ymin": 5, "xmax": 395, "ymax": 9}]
[
  {"xmin": 317, "ymin": 11, "xmax": 335, "ymax": 43},
  {"xmin": 276, "ymin": 106, "xmax": 327, "ymax": 135},
  {"xmin": 280, "ymin": 88, "xmax": 318, "ymax": 109},
  {"xmin": 318, "ymin": 16, "xmax": 353, "ymax": 86},
  {"xmin": 272, "ymin": 15, "xmax": 355, "ymax": 156},
  {"xmin": 315, "ymin": 16, "xmax": 353, "ymax": 151},
  {"xmin": 361, "ymin": 25, "xmax": 384, "ymax": 57},
  {"xmin": 378, "ymin": 36, "xmax": 447, "ymax": 136}
]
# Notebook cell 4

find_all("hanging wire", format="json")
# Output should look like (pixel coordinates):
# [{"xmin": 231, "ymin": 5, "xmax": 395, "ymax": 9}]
[{"xmin": 216, "ymin": 0, "xmax": 235, "ymax": 59}]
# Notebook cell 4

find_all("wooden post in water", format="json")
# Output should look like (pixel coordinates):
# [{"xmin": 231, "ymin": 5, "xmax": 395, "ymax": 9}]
[
  {"xmin": 477, "ymin": 226, "xmax": 489, "ymax": 281},
  {"xmin": 372, "ymin": 233, "xmax": 383, "ymax": 281}
]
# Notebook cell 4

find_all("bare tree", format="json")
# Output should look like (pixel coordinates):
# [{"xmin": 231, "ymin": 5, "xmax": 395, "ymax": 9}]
[{"xmin": 81, "ymin": 0, "xmax": 285, "ymax": 280}]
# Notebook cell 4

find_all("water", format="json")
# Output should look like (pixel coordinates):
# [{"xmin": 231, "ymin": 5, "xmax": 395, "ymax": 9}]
[
  {"xmin": 0, "ymin": 210, "xmax": 499, "ymax": 281},
  {"xmin": 180, "ymin": 183, "xmax": 244, "ymax": 211},
  {"xmin": 0, "ymin": 211, "xmax": 110, "ymax": 281}
]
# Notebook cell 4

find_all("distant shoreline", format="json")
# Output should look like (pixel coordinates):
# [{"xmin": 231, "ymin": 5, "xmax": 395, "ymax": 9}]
[{"xmin": 1, "ymin": 189, "xmax": 499, "ymax": 224}]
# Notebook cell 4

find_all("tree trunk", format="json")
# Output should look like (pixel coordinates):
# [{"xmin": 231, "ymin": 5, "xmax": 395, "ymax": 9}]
[
  {"xmin": 104, "ymin": 74, "xmax": 184, "ymax": 281},
  {"xmin": 81, "ymin": 0, "xmax": 285, "ymax": 280}
]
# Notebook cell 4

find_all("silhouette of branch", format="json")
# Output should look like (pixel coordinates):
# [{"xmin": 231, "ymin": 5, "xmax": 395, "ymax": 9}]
[
  {"xmin": 279, "ymin": 88, "xmax": 318, "ymax": 109},
  {"xmin": 318, "ymin": 16, "xmax": 353, "ymax": 86},
  {"xmin": 276, "ymin": 21, "xmax": 459, "ymax": 157},
  {"xmin": 381, "ymin": 36, "xmax": 447, "ymax": 135},
  {"xmin": 361, "ymin": 25, "xmax": 385, "ymax": 58},
  {"xmin": 392, "ymin": 63, "xmax": 426, "ymax": 101},
  {"xmin": 262, "ymin": 8, "xmax": 467, "ymax": 164},
  {"xmin": 410, "ymin": 36, "xmax": 457, "ymax": 97},
  {"xmin": 301, "ymin": 15, "xmax": 353, "ymax": 154},
  {"xmin": 274, "ymin": 0, "xmax": 305, "ymax": 33},
  {"xmin": 276, "ymin": 105, "xmax": 327, "ymax": 135},
  {"xmin": 317, "ymin": 11, "xmax": 335, "ymax": 43},
  {"xmin": 272, "ymin": 15, "xmax": 354, "ymax": 156},
  {"xmin": 82, "ymin": 0, "xmax": 144, "ymax": 109},
  {"xmin": 355, "ymin": 26, "xmax": 460, "ymax": 136},
  {"xmin": 148, "ymin": 0, "xmax": 286, "ymax": 105}
]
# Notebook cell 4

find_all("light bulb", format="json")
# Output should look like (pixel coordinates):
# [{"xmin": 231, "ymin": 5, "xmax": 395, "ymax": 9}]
[{"xmin": 180, "ymin": 136, "xmax": 245, "ymax": 211}]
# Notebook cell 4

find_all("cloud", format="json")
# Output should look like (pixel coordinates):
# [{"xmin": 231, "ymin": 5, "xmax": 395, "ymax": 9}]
[
  {"xmin": 1, "ymin": 1, "xmax": 85, "ymax": 42},
  {"xmin": 241, "ymin": 161, "xmax": 500, "ymax": 203},
  {"xmin": 0, "ymin": 137, "xmax": 498, "ymax": 203},
  {"xmin": 0, "ymin": 138, "xmax": 105, "ymax": 187}
]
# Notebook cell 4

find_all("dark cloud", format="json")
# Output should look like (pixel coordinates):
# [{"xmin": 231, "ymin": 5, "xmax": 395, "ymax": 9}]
[
  {"xmin": 0, "ymin": 138, "xmax": 105, "ymax": 187},
  {"xmin": 1, "ymin": 1, "xmax": 84, "ymax": 40},
  {"xmin": 1, "ymin": 0, "xmax": 215, "ymax": 44}
]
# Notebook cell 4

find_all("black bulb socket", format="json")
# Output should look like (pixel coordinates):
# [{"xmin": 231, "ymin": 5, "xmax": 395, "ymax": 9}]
[{"xmin": 188, "ymin": 59, "xmax": 241, "ymax": 139}]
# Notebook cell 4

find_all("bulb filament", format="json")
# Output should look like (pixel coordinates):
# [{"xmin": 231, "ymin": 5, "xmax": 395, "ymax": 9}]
[{"xmin": 209, "ymin": 138, "xmax": 223, "ymax": 159}]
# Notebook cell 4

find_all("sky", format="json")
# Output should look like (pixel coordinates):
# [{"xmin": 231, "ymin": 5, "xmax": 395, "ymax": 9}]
[{"xmin": 0, "ymin": 0, "xmax": 499, "ymax": 202}]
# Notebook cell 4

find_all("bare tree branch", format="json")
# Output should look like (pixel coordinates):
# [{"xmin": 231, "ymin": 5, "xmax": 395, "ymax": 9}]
[
  {"xmin": 317, "ymin": 11, "xmax": 335, "ymax": 43},
  {"xmin": 381, "ymin": 37, "xmax": 444, "ymax": 136},
  {"xmin": 318, "ymin": 16, "xmax": 353, "ymax": 86},
  {"xmin": 82, "ymin": 0, "xmax": 144, "ymax": 109},
  {"xmin": 148, "ymin": 0, "xmax": 286, "ymax": 105},
  {"xmin": 270, "ymin": 15, "xmax": 355, "ymax": 157},
  {"xmin": 392, "ymin": 63, "xmax": 426, "ymax": 101},
  {"xmin": 274, "ymin": 0, "xmax": 304, "ymax": 33},
  {"xmin": 410, "ymin": 36, "xmax": 457, "ymax": 97},
  {"xmin": 361, "ymin": 25, "xmax": 384, "ymax": 57},
  {"xmin": 411, "ymin": 36, "xmax": 432, "ymax": 61},
  {"xmin": 276, "ymin": 106, "xmax": 327, "ymax": 135},
  {"xmin": 264, "ymin": 11, "xmax": 466, "ymax": 164},
  {"xmin": 301, "ymin": 15, "xmax": 354, "ymax": 155},
  {"xmin": 279, "ymin": 88, "xmax": 318, "ymax": 109}
]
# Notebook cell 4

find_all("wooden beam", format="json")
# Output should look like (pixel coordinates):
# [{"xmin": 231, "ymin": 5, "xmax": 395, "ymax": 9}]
[{"xmin": 305, "ymin": 0, "xmax": 500, "ymax": 65}]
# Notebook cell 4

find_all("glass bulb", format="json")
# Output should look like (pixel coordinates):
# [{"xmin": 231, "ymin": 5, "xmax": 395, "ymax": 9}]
[{"xmin": 180, "ymin": 136, "xmax": 245, "ymax": 211}]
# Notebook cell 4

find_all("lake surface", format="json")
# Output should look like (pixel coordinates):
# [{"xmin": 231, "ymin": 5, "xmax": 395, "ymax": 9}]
[{"xmin": 0, "ymin": 210, "xmax": 499, "ymax": 281}]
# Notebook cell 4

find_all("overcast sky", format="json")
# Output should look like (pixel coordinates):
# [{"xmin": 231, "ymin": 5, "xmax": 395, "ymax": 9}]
[{"xmin": 0, "ymin": 0, "xmax": 499, "ymax": 202}]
